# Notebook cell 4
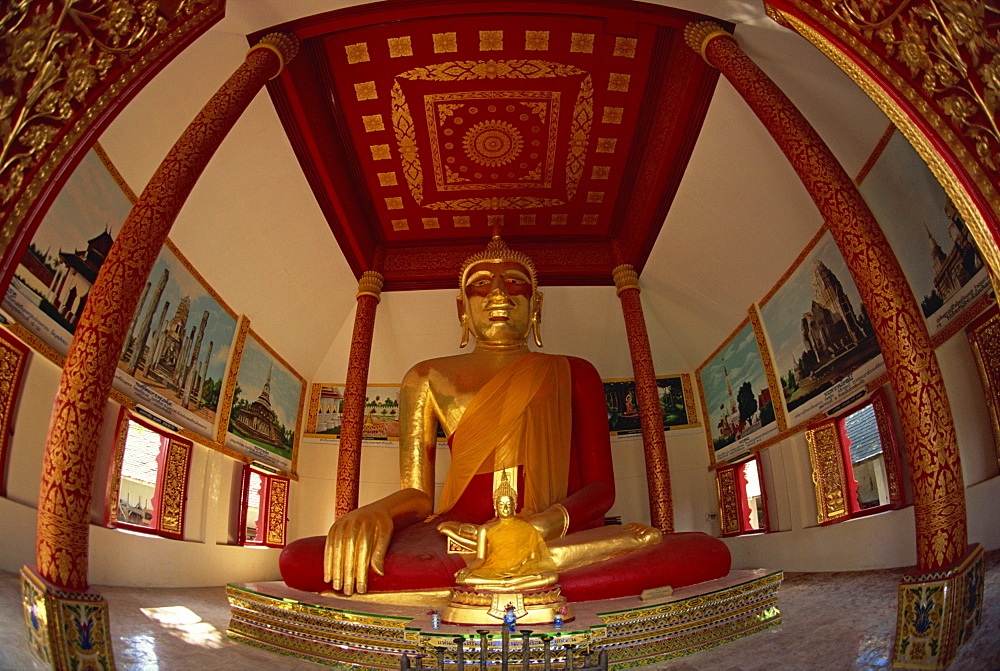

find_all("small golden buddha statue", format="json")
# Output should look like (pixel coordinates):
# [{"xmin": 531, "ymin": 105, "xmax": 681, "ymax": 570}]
[{"xmin": 442, "ymin": 470, "xmax": 558, "ymax": 592}]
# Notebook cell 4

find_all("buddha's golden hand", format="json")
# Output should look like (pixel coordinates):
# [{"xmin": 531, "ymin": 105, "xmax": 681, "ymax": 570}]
[
  {"xmin": 436, "ymin": 521, "xmax": 478, "ymax": 552},
  {"xmin": 323, "ymin": 502, "xmax": 392, "ymax": 596}
]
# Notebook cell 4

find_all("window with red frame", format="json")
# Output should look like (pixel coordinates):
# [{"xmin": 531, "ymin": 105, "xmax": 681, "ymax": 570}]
[
  {"xmin": 239, "ymin": 465, "xmax": 289, "ymax": 547},
  {"xmin": 716, "ymin": 455, "xmax": 769, "ymax": 536},
  {"xmin": 804, "ymin": 388, "xmax": 906, "ymax": 525},
  {"xmin": 108, "ymin": 412, "xmax": 191, "ymax": 539}
]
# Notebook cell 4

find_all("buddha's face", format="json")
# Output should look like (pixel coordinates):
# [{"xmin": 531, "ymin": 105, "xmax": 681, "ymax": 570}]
[
  {"xmin": 494, "ymin": 494, "xmax": 515, "ymax": 519},
  {"xmin": 460, "ymin": 260, "xmax": 536, "ymax": 346}
]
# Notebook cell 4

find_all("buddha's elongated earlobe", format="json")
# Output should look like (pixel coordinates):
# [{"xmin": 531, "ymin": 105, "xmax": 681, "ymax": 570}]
[
  {"xmin": 457, "ymin": 295, "xmax": 470, "ymax": 348},
  {"xmin": 531, "ymin": 291, "xmax": 544, "ymax": 348}
]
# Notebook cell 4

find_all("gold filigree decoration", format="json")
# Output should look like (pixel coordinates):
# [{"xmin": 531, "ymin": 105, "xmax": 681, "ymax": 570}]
[
  {"xmin": 462, "ymin": 119, "xmax": 524, "ymax": 167},
  {"xmin": 717, "ymin": 468, "xmax": 741, "ymax": 535},
  {"xmin": 157, "ymin": 438, "xmax": 190, "ymax": 537},
  {"xmin": 820, "ymin": 1, "xmax": 998, "ymax": 171},
  {"xmin": 436, "ymin": 103, "xmax": 462, "ymax": 125},
  {"xmin": 0, "ymin": 0, "xmax": 221, "ymax": 257},
  {"xmin": 390, "ymin": 81, "xmax": 422, "ymax": 203},
  {"xmin": 266, "ymin": 477, "xmax": 288, "ymax": 546},
  {"xmin": 424, "ymin": 196, "xmax": 565, "ymax": 211},
  {"xmin": 968, "ymin": 308, "xmax": 1000, "ymax": 465},
  {"xmin": 389, "ymin": 60, "xmax": 592, "ymax": 210},
  {"xmin": 566, "ymin": 74, "xmax": 593, "ymax": 201}
]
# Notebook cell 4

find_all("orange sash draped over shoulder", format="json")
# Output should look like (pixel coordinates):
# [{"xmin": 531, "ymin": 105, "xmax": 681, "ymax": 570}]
[{"xmin": 436, "ymin": 352, "xmax": 572, "ymax": 516}]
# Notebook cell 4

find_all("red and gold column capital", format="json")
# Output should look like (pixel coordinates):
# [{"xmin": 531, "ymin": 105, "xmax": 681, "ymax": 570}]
[{"xmin": 683, "ymin": 21, "xmax": 732, "ymax": 65}]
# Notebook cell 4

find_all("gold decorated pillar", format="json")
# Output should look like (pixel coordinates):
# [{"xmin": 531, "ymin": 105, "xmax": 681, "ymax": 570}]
[
  {"xmin": 684, "ymin": 22, "xmax": 977, "ymax": 668},
  {"xmin": 684, "ymin": 20, "xmax": 967, "ymax": 573},
  {"xmin": 24, "ymin": 32, "xmax": 298, "ymax": 669},
  {"xmin": 613, "ymin": 263, "xmax": 673, "ymax": 533},
  {"xmin": 335, "ymin": 270, "xmax": 384, "ymax": 518}
]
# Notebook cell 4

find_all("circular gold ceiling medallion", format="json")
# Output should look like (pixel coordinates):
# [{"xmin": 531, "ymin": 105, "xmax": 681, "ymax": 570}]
[{"xmin": 463, "ymin": 120, "xmax": 524, "ymax": 167}]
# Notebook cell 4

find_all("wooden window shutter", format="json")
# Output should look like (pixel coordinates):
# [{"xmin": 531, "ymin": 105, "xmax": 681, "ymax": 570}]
[
  {"xmin": 805, "ymin": 419, "xmax": 851, "ymax": 524},
  {"xmin": 716, "ymin": 466, "xmax": 742, "ymax": 536},
  {"xmin": 156, "ymin": 437, "xmax": 191, "ymax": 540},
  {"xmin": 264, "ymin": 476, "xmax": 289, "ymax": 548}
]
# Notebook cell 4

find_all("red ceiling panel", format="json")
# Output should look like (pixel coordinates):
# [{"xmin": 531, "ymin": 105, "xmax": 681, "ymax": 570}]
[{"xmin": 252, "ymin": 1, "xmax": 728, "ymax": 290}]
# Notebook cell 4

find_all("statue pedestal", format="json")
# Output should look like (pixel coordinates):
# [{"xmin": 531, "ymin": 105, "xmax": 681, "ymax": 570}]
[{"xmin": 442, "ymin": 586, "xmax": 573, "ymax": 626}]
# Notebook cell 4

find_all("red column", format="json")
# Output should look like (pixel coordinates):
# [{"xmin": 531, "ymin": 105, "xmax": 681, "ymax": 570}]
[
  {"xmin": 613, "ymin": 263, "xmax": 673, "ymax": 533},
  {"xmin": 685, "ymin": 23, "xmax": 967, "ymax": 571},
  {"xmin": 335, "ymin": 270, "xmax": 384, "ymax": 518},
  {"xmin": 35, "ymin": 33, "xmax": 299, "ymax": 590}
]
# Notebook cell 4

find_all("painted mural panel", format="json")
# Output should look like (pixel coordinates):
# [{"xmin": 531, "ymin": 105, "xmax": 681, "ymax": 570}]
[
  {"xmin": 113, "ymin": 241, "xmax": 238, "ymax": 439},
  {"xmin": 860, "ymin": 131, "xmax": 989, "ymax": 340},
  {"xmin": 758, "ymin": 230, "xmax": 885, "ymax": 428},
  {"xmin": 4, "ymin": 148, "xmax": 131, "ymax": 354},
  {"xmin": 697, "ymin": 320, "xmax": 779, "ymax": 464},
  {"xmin": 223, "ymin": 327, "xmax": 305, "ymax": 474},
  {"xmin": 603, "ymin": 374, "xmax": 698, "ymax": 436},
  {"xmin": 1, "ymin": 148, "xmax": 239, "ymax": 440},
  {"xmin": 305, "ymin": 383, "xmax": 401, "ymax": 442}
]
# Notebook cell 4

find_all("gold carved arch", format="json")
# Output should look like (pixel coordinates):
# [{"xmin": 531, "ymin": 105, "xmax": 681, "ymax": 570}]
[{"xmin": 764, "ymin": 1, "xmax": 1000, "ymax": 298}]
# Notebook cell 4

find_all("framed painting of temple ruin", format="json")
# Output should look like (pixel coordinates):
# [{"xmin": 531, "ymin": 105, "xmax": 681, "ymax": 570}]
[
  {"xmin": 696, "ymin": 317, "xmax": 779, "ymax": 465},
  {"xmin": 859, "ymin": 130, "xmax": 991, "ymax": 344},
  {"xmin": 304, "ymin": 382, "xmax": 401, "ymax": 443},
  {"xmin": 3, "ymin": 146, "xmax": 132, "ymax": 355},
  {"xmin": 111, "ymin": 239, "xmax": 239, "ymax": 441},
  {"xmin": 219, "ymin": 322, "xmax": 306, "ymax": 474},
  {"xmin": 603, "ymin": 374, "xmax": 699, "ymax": 437},
  {"xmin": 0, "ymin": 145, "xmax": 241, "ymax": 443},
  {"xmin": 758, "ymin": 229, "xmax": 885, "ymax": 430}
]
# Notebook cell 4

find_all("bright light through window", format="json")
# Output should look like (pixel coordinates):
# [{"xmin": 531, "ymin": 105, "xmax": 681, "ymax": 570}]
[{"xmin": 117, "ymin": 421, "xmax": 162, "ymax": 528}]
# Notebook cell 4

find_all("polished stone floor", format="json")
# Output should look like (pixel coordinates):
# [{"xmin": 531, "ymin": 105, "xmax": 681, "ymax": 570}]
[{"xmin": 2, "ymin": 550, "xmax": 997, "ymax": 670}]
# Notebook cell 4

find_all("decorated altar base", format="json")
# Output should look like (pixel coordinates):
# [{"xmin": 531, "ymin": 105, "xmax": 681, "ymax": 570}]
[{"xmin": 227, "ymin": 569, "xmax": 782, "ymax": 669}]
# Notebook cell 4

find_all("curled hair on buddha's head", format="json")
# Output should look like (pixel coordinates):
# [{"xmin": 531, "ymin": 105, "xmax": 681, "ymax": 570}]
[{"xmin": 458, "ymin": 234, "xmax": 538, "ymax": 293}]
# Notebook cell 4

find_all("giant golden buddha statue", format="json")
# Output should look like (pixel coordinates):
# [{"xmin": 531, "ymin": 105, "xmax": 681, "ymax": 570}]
[{"xmin": 280, "ymin": 236, "xmax": 730, "ymax": 600}]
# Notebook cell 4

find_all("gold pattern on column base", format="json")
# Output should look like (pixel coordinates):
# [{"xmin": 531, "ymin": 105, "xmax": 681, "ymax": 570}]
[
  {"xmin": 248, "ymin": 33, "xmax": 301, "ymax": 78},
  {"xmin": 21, "ymin": 566, "xmax": 116, "ymax": 671}
]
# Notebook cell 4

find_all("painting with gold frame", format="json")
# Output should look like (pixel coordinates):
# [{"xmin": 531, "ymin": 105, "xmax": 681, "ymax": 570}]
[
  {"xmin": 603, "ymin": 374, "xmax": 699, "ymax": 436},
  {"xmin": 758, "ymin": 229, "xmax": 885, "ymax": 430},
  {"xmin": 3, "ymin": 147, "xmax": 131, "ymax": 354},
  {"xmin": 304, "ymin": 382, "xmax": 401, "ymax": 442},
  {"xmin": 697, "ymin": 318, "xmax": 779, "ymax": 465},
  {"xmin": 859, "ymin": 130, "xmax": 990, "ymax": 343},
  {"xmin": 1, "ymin": 146, "xmax": 240, "ymax": 442},
  {"xmin": 218, "ymin": 321, "xmax": 306, "ymax": 475}
]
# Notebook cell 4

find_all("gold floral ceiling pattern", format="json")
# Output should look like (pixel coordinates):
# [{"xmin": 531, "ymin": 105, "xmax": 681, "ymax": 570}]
[{"xmin": 256, "ymin": 1, "xmax": 726, "ymax": 289}]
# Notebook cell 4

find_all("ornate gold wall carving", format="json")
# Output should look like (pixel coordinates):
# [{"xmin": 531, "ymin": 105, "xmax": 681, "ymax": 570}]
[{"xmin": 0, "ymin": 0, "xmax": 225, "ymax": 263}]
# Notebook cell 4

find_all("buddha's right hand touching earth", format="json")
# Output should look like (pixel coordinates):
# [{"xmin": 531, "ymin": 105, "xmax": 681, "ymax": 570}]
[{"xmin": 323, "ymin": 488, "xmax": 431, "ymax": 595}]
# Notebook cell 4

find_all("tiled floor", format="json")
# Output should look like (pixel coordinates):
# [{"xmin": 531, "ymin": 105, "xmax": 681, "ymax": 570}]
[{"xmin": 2, "ymin": 550, "xmax": 997, "ymax": 670}]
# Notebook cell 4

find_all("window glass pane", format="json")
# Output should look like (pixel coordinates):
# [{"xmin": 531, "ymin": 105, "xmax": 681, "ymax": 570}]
[
  {"xmin": 842, "ymin": 403, "xmax": 891, "ymax": 509},
  {"xmin": 117, "ymin": 421, "xmax": 161, "ymax": 528},
  {"xmin": 246, "ymin": 471, "xmax": 263, "ymax": 542},
  {"xmin": 741, "ymin": 459, "xmax": 765, "ymax": 531}
]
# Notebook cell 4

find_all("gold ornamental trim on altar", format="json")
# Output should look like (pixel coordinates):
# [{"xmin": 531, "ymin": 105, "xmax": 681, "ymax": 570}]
[
  {"xmin": 442, "ymin": 586, "xmax": 572, "ymax": 626},
  {"xmin": 764, "ymin": 2, "xmax": 1000, "ymax": 299}
]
